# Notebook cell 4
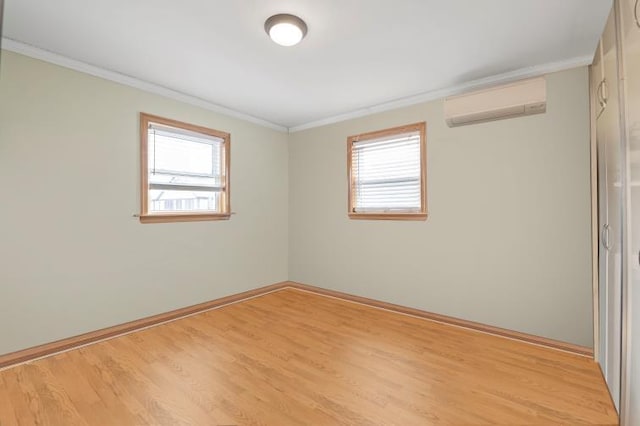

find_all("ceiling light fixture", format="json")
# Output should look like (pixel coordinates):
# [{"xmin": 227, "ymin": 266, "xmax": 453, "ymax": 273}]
[{"xmin": 264, "ymin": 14, "xmax": 307, "ymax": 47}]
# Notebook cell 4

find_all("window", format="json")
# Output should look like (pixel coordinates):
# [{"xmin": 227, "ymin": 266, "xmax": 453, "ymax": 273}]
[
  {"xmin": 139, "ymin": 113, "xmax": 230, "ymax": 223},
  {"xmin": 347, "ymin": 122, "xmax": 427, "ymax": 220}
]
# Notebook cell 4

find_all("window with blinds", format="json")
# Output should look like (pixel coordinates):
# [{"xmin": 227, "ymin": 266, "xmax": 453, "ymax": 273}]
[
  {"xmin": 139, "ymin": 113, "xmax": 230, "ymax": 223},
  {"xmin": 347, "ymin": 122, "xmax": 426, "ymax": 220}
]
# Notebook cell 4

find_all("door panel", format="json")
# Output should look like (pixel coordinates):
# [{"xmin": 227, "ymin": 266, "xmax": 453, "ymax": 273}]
[
  {"xmin": 593, "ymin": 40, "xmax": 610, "ymax": 369},
  {"xmin": 593, "ymin": 41, "xmax": 605, "ymax": 119},
  {"xmin": 621, "ymin": 0, "xmax": 640, "ymax": 423},
  {"xmin": 598, "ymin": 7, "xmax": 624, "ymax": 411},
  {"xmin": 598, "ymin": 118, "xmax": 610, "ymax": 371}
]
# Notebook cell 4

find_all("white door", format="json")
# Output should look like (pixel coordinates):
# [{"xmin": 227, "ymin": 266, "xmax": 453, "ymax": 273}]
[
  {"xmin": 621, "ymin": 0, "xmax": 640, "ymax": 423},
  {"xmin": 593, "ymin": 41, "xmax": 609, "ymax": 367},
  {"xmin": 598, "ymin": 6, "xmax": 624, "ymax": 411}
]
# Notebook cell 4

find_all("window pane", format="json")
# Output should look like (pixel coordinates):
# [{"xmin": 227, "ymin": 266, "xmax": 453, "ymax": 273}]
[
  {"xmin": 352, "ymin": 130, "xmax": 423, "ymax": 213},
  {"xmin": 148, "ymin": 130, "xmax": 222, "ymax": 177},
  {"xmin": 149, "ymin": 189, "xmax": 219, "ymax": 213}
]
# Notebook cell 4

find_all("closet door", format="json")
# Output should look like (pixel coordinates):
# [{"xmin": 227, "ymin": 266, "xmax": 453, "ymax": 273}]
[
  {"xmin": 593, "ymin": 40, "xmax": 610, "ymax": 367},
  {"xmin": 598, "ymin": 6, "xmax": 624, "ymax": 410},
  {"xmin": 593, "ymin": 41, "xmax": 605, "ymax": 120},
  {"xmin": 621, "ymin": 0, "xmax": 640, "ymax": 423}
]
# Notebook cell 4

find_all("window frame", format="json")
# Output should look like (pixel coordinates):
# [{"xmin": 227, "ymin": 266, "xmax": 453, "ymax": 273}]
[
  {"xmin": 139, "ymin": 113, "xmax": 231, "ymax": 224},
  {"xmin": 347, "ymin": 122, "xmax": 427, "ymax": 221}
]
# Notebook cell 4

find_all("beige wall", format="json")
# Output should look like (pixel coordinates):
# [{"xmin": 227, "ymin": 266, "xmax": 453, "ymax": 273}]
[
  {"xmin": 0, "ymin": 51, "xmax": 289, "ymax": 355},
  {"xmin": 0, "ymin": 51, "xmax": 593, "ymax": 354},
  {"xmin": 288, "ymin": 67, "xmax": 593, "ymax": 347}
]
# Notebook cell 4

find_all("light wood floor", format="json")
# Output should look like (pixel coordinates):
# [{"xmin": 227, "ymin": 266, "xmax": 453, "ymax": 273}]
[{"xmin": 0, "ymin": 288, "xmax": 617, "ymax": 425}]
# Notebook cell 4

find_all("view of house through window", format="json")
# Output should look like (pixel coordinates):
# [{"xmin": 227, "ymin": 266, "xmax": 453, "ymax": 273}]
[
  {"xmin": 348, "ymin": 122, "xmax": 427, "ymax": 220},
  {"xmin": 140, "ymin": 113, "xmax": 230, "ymax": 223}
]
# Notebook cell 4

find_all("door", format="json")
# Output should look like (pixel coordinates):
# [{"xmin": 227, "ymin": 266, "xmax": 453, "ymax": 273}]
[
  {"xmin": 621, "ymin": 0, "xmax": 640, "ymax": 423},
  {"xmin": 593, "ymin": 40, "xmax": 610, "ymax": 368},
  {"xmin": 598, "ymin": 6, "xmax": 624, "ymax": 411}
]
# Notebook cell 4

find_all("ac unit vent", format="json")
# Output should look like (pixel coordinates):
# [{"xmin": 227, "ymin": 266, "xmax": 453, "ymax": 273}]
[{"xmin": 444, "ymin": 77, "xmax": 546, "ymax": 127}]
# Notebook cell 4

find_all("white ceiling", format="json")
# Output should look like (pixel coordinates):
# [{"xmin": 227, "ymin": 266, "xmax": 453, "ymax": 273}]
[{"xmin": 3, "ymin": 0, "xmax": 611, "ymax": 131}]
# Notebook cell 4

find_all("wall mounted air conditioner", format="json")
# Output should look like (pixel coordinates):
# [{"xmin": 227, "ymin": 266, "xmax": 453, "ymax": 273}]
[{"xmin": 444, "ymin": 76, "xmax": 546, "ymax": 127}]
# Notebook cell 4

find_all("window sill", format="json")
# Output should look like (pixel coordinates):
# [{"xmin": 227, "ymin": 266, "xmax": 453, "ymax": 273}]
[
  {"xmin": 139, "ymin": 213, "xmax": 231, "ymax": 224},
  {"xmin": 348, "ymin": 212, "xmax": 427, "ymax": 221}
]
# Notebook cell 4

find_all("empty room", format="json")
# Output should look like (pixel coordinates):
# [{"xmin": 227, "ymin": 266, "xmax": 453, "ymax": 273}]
[{"xmin": 1, "ymin": 0, "xmax": 639, "ymax": 424}]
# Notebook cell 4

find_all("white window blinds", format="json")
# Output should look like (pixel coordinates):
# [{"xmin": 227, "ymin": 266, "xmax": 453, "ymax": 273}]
[{"xmin": 351, "ymin": 129, "xmax": 423, "ymax": 213}]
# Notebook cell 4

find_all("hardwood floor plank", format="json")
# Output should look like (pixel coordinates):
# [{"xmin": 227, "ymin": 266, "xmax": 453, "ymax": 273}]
[
  {"xmin": 0, "ymin": 288, "xmax": 617, "ymax": 425},
  {"xmin": 0, "ymin": 375, "xmax": 21, "ymax": 426}
]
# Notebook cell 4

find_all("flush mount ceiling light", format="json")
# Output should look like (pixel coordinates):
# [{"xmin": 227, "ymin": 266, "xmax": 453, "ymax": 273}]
[{"xmin": 264, "ymin": 14, "xmax": 307, "ymax": 47}]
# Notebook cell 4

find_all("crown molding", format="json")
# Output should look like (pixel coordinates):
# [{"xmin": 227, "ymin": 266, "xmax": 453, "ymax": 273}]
[
  {"xmin": 2, "ymin": 37, "xmax": 592, "ymax": 134},
  {"xmin": 288, "ymin": 55, "xmax": 593, "ymax": 133},
  {"xmin": 1, "ymin": 38, "xmax": 288, "ymax": 133}
]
